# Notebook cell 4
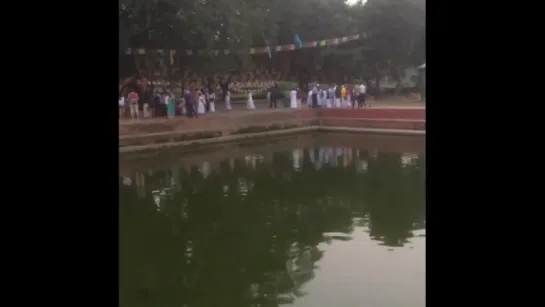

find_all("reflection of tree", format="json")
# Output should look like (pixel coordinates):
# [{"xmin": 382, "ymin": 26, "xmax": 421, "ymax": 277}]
[
  {"xmin": 365, "ymin": 153, "xmax": 426, "ymax": 246},
  {"xmin": 119, "ymin": 149, "xmax": 425, "ymax": 307}
]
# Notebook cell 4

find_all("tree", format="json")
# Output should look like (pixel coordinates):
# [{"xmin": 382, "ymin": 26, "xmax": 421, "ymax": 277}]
[
  {"xmin": 118, "ymin": 0, "xmax": 426, "ymax": 88},
  {"xmin": 358, "ymin": 0, "xmax": 426, "ymax": 94}
]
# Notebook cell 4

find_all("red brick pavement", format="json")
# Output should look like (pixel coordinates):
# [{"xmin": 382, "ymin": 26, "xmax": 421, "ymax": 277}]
[{"xmin": 119, "ymin": 107, "xmax": 426, "ymax": 142}]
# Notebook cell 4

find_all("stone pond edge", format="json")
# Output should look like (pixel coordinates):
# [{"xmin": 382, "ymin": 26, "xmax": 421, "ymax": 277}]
[{"xmin": 119, "ymin": 126, "xmax": 425, "ymax": 153}]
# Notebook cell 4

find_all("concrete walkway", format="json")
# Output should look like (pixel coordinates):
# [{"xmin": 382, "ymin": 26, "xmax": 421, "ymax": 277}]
[
  {"xmin": 120, "ymin": 102, "xmax": 425, "ymax": 125},
  {"xmin": 120, "ymin": 107, "xmax": 297, "ymax": 125}
]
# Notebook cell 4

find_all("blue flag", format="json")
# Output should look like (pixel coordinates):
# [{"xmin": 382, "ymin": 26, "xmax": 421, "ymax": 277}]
[{"xmin": 293, "ymin": 33, "xmax": 302, "ymax": 48}]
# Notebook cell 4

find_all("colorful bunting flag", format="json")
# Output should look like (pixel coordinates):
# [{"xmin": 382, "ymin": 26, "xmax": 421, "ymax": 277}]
[{"xmin": 126, "ymin": 33, "xmax": 362, "ymax": 56}]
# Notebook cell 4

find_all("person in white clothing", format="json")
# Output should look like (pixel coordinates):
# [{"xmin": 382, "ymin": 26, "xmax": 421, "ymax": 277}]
[
  {"xmin": 307, "ymin": 89, "xmax": 313, "ymax": 108},
  {"xmin": 247, "ymin": 92, "xmax": 256, "ymax": 109},
  {"xmin": 327, "ymin": 87, "xmax": 333, "ymax": 108},
  {"xmin": 119, "ymin": 95, "xmax": 125, "ymax": 118},
  {"xmin": 209, "ymin": 91, "xmax": 216, "ymax": 112},
  {"xmin": 197, "ymin": 91, "xmax": 206, "ymax": 114},
  {"xmin": 321, "ymin": 89, "xmax": 327, "ymax": 108},
  {"xmin": 289, "ymin": 88, "xmax": 298, "ymax": 108},
  {"xmin": 357, "ymin": 83, "xmax": 367, "ymax": 108},
  {"xmin": 225, "ymin": 90, "xmax": 232, "ymax": 110},
  {"xmin": 316, "ymin": 85, "xmax": 323, "ymax": 107}
]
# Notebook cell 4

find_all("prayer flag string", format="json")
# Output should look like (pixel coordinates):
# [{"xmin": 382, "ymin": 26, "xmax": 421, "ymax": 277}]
[{"xmin": 126, "ymin": 34, "xmax": 362, "ymax": 56}]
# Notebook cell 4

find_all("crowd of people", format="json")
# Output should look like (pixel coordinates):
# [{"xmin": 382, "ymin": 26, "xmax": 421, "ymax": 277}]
[
  {"xmin": 119, "ymin": 87, "xmax": 225, "ymax": 120},
  {"xmin": 118, "ymin": 72, "xmax": 370, "ymax": 121},
  {"xmin": 286, "ymin": 83, "xmax": 368, "ymax": 109},
  {"xmin": 118, "ymin": 73, "xmax": 230, "ymax": 120}
]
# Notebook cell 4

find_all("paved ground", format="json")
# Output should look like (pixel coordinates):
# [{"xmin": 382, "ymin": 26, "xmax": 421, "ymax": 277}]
[{"xmin": 120, "ymin": 100, "xmax": 425, "ymax": 124}]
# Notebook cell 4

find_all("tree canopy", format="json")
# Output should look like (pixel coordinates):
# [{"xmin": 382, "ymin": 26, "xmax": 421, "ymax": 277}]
[{"xmin": 119, "ymin": 0, "xmax": 425, "ymax": 86}]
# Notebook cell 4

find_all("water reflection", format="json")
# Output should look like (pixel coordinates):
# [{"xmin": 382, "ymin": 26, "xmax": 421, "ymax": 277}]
[{"xmin": 119, "ymin": 147, "xmax": 425, "ymax": 307}]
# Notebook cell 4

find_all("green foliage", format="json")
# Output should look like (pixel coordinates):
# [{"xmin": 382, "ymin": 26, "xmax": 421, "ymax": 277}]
[{"xmin": 119, "ymin": 0, "xmax": 425, "ymax": 82}]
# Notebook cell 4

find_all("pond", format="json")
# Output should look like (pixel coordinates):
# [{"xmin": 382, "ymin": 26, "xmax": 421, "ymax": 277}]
[{"xmin": 119, "ymin": 133, "xmax": 426, "ymax": 307}]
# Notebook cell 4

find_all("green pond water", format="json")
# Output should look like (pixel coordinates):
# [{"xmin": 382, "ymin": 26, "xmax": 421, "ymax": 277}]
[{"xmin": 120, "ymin": 137, "xmax": 426, "ymax": 307}]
